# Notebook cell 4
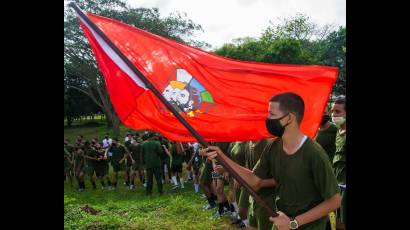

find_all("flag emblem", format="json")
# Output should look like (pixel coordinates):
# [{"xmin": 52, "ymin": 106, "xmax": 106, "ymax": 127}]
[{"xmin": 162, "ymin": 68, "xmax": 215, "ymax": 117}]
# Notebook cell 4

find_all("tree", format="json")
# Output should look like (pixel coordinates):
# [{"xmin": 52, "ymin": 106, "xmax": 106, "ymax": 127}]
[
  {"xmin": 214, "ymin": 14, "xmax": 345, "ymax": 95},
  {"xmin": 320, "ymin": 27, "xmax": 346, "ymax": 96},
  {"xmin": 64, "ymin": 0, "xmax": 207, "ymax": 137}
]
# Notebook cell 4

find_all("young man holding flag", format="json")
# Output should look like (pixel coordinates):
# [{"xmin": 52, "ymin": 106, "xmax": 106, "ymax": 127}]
[
  {"xmin": 204, "ymin": 92, "xmax": 341, "ymax": 230},
  {"xmin": 71, "ymin": 8, "xmax": 340, "ymax": 229}
]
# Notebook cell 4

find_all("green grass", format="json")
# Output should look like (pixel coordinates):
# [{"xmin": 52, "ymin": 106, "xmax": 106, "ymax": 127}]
[
  {"xmin": 64, "ymin": 120, "xmax": 135, "ymax": 142},
  {"xmin": 64, "ymin": 179, "xmax": 238, "ymax": 230},
  {"xmin": 64, "ymin": 123, "xmax": 239, "ymax": 230}
]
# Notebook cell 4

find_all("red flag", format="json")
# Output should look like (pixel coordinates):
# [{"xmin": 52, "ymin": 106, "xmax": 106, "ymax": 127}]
[{"xmin": 77, "ymin": 13, "xmax": 338, "ymax": 142}]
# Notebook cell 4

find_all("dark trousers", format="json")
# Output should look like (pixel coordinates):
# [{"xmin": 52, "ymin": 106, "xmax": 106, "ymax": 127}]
[{"xmin": 146, "ymin": 166, "xmax": 163, "ymax": 194}]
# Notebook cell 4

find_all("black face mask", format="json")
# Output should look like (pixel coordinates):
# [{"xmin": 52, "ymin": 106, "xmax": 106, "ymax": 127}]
[
  {"xmin": 320, "ymin": 114, "xmax": 330, "ymax": 126},
  {"xmin": 265, "ymin": 113, "xmax": 290, "ymax": 137}
]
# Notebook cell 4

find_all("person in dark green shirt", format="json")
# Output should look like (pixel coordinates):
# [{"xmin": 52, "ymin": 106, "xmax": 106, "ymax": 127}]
[
  {"xmin": 330, "ymin": 96, "xmax": 346, "ymax": 229},
  {"xmin": 199, "ymin": 147, "xmax": 217, "ymax": 210},
  {"xmin": 183, "ymin": 143, "xmax": 194, "ymax": 182},
  {"xmin": 315, "ymin": 109, "xmax": 338, "ymax": 230},
  {"xmin": 127, "ymin": 139, "xmax": 144, "ymax": 189},
  {"xmin": 187, "ymin": 142, "xmax": 202, "ymax": 193},
  {"xmin": 94, "ymin": 143, "xmax": 111, "ymax": 189},
  {"xmin": 141, "ymin": 133, "xmax": 163, "ymax": 195},
  {"xmin": 64, "ymin": 138, "xmax": 74, "ymax": 186},
  {"xmin": 315, "ymin": 109, "xmax": 338, "ymax": 163},
  {"xmin": 210, "ymin": 142, "xmax": 232, "ymax": 219},
  {"xmin": 167, "ymin": 141, "xmax": 185, "ymax": 189},
  {"xmin": 83, "ymin": 141, "xmax": 98, "ymax": 189},
  {"xmin": 124, "ymin": 139, "xmax": 136, "ymax": 189},
  {"xmin": 227, "ymin": 141, "xmax": 247, "ymax": 227},
  {"xmin": 243, "ymin": 139, "xmax": 277, "ymax": 230},
  {"xmin": 73, "ymin": 146, "xmax": 86, "ymax": 191},
  {"xmin": 159, "ymin": 136, "xmax": 172, "ymax": 184},
  {"xmin": 107, "ymin": 138, "xmax": 129, "ymax": 189},
  {"xmin": 204, "ymin": 92, "xmax": 341, "ymax": 230}
]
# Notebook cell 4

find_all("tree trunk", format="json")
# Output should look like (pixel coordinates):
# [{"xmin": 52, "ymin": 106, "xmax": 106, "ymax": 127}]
[{"xmin": 112, "ymin": 115, "xmax": 121, "ymax": 139}]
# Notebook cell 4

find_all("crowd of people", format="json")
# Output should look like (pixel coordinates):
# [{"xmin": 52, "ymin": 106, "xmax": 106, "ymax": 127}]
[{"xmin": 64, "ymin": 93, "xmax": 346, "ymax": 230}]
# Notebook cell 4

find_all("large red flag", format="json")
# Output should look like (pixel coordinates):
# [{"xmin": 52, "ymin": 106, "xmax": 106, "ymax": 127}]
[{"xmin": 77, "ymin": 13, "xmax": 338, "ymax": 142}]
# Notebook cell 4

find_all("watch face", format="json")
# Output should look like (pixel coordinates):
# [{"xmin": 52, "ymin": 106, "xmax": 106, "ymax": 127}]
[{"xmin": 289, "ymin": 220, "xmax": 298, "ymax": 229}]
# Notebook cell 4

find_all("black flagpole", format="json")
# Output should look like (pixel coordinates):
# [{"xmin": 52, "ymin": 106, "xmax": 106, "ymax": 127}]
[{"xmin": 69, "ymin": 2, "xmax": 278, "ymax": 218}]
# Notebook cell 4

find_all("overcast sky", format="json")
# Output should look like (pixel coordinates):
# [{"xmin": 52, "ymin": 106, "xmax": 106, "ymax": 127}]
[{"xmin": 127, "ymin": 0, "xmax": 346, "ymax": 49}]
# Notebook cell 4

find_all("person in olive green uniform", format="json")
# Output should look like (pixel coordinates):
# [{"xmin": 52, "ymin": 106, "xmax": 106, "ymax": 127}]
[
  {"xmin": 141, "ymin": 133, "xmax": 164, "ymax": 195},
  {"xmin": 83, "ymin": 141, "xmax": 98, "ymax": 189},
  {"xmin": 183, "ymin": 143, "xmax": 194, "ymax": 181},
  {"xmin": 330, "ymin": 96, "xmax": 346, "ymax": 229},
  {"xmin": 128, "ymin": 139, "xmax": 144, "ymax": 189},
  {"xmin": 168, "ymin": 141, "xmax": 185, "ymax": 189},
  {"xmin": 199, "ymin": 148, "xmax": 217, "ymax": 210},
  {"xmin": 187, "ymin": 142, "xmax": 202, "ymax": 193},
  {"xmin": 239, "ymin": 139, "xmax": 277, "ymax": 230},
  {"xmin": 64, "ymin": 147, "xmax": 72, "ymax": 184},
  {"xmin": 64, "ymin": 139, "xmax": 74, "ymax": 186},
  {"xmin": 107, "ymin": 138, "xmax": 129, "ymax": 189},
  {"xmin": 94, "ymin": 143, "xmax": 111, "ymax": 189},
  {"xmin": 226, "ymin": 141, "xmax": 247, "ymax": 226},
  {"xmin": 159, "ymin": 137, "xmax": 171, "ymax": 184},
  {"xmin": 315, "ymin": 109, "xmax": 338, "ymax": 230},
  {"xmin": 204, "ymin": 92, "xmax": 341, "ymax": 230},
  {"xmin": 124, "ymin": 139, "xmax": 136, "ymax": 188},
  {"xmin": 73, "ymin": 146, "xmax": 86, "ymax": 191},
  {"xmin": 315, "ymin": 110, "xmax": 338, "ymax": 162},
  {"xmin": 210, "ymin": 142, "xmax": 232, "ymax": 219}
]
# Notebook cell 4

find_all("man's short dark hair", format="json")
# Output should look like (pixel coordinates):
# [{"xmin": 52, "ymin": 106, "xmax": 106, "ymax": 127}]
[
  {"xmin": 269, "ymin": 92, "xmax": 305, "ymax": 124},
  {"xmin": 334, "ymin": 95, "xmax": 346, "ymax": 111}
]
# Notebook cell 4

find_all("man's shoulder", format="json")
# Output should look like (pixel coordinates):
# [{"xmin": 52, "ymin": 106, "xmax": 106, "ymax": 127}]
[{"xmin": 304, "ymin": 138, "xmax": 329, "ymax": 161}]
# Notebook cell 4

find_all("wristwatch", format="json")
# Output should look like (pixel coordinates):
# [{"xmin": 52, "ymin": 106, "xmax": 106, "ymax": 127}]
[{"xmin": 289, "ymin": 217, "xmax": 299, "ymax": 229}]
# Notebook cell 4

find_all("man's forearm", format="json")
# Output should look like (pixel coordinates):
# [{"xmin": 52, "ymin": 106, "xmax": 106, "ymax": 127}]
[{"xmin": 296, "ymin": 193, "xmax": 341, "ymax": 226}]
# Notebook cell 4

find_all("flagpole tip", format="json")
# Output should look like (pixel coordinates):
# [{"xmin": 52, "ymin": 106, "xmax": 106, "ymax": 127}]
[{"xmin": 68, "ymin": 2, "xmax": 76, "ymax": 8}]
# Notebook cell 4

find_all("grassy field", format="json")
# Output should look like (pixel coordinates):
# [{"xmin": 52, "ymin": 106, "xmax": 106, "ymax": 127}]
[
  {"xmin": 64, "ymin": 120, "xmax": 136, "ymax": 141},
  {"xmin": 64, "ymin": 121, "xmax": 238, "ymax": 230}
]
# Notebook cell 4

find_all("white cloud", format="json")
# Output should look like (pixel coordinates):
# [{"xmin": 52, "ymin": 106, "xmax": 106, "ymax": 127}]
[{"xmin": 127, "ymin": 0, "xmax": 346, "ymax": 49}]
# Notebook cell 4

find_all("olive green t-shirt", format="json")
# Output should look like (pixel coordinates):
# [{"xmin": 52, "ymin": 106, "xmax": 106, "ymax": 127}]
[
  {"xmin": 229, "ymin": 142, "xmax": 246, "ymax": 167},
  {"xmin": 84, "ymin": 147, "xmax": 97, "ymax": 167},
  {"xmin": 315, "ymin": 123, "xmax": 338, "ymax": 162},
  {"xmin": 253, "ymin": 137, "xmax": 340, "ymax": 230},
  {"xmin": 141, "ymin": 139, "xmax": 163, "ymax": 169},
  {"xmin": 128, "ymin": 143, "xmax": 142, "ymax": 165},
  {"xmin": 333, "ymin": 130, "xmax": 346, "ymax": 184},
  {"xmin": 109, "ymin": 145, "xmax": 126, "ymax": 164},
  {"xmin": 211, "ymin": 141, "xmax": 233, "ymax": 165}
]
